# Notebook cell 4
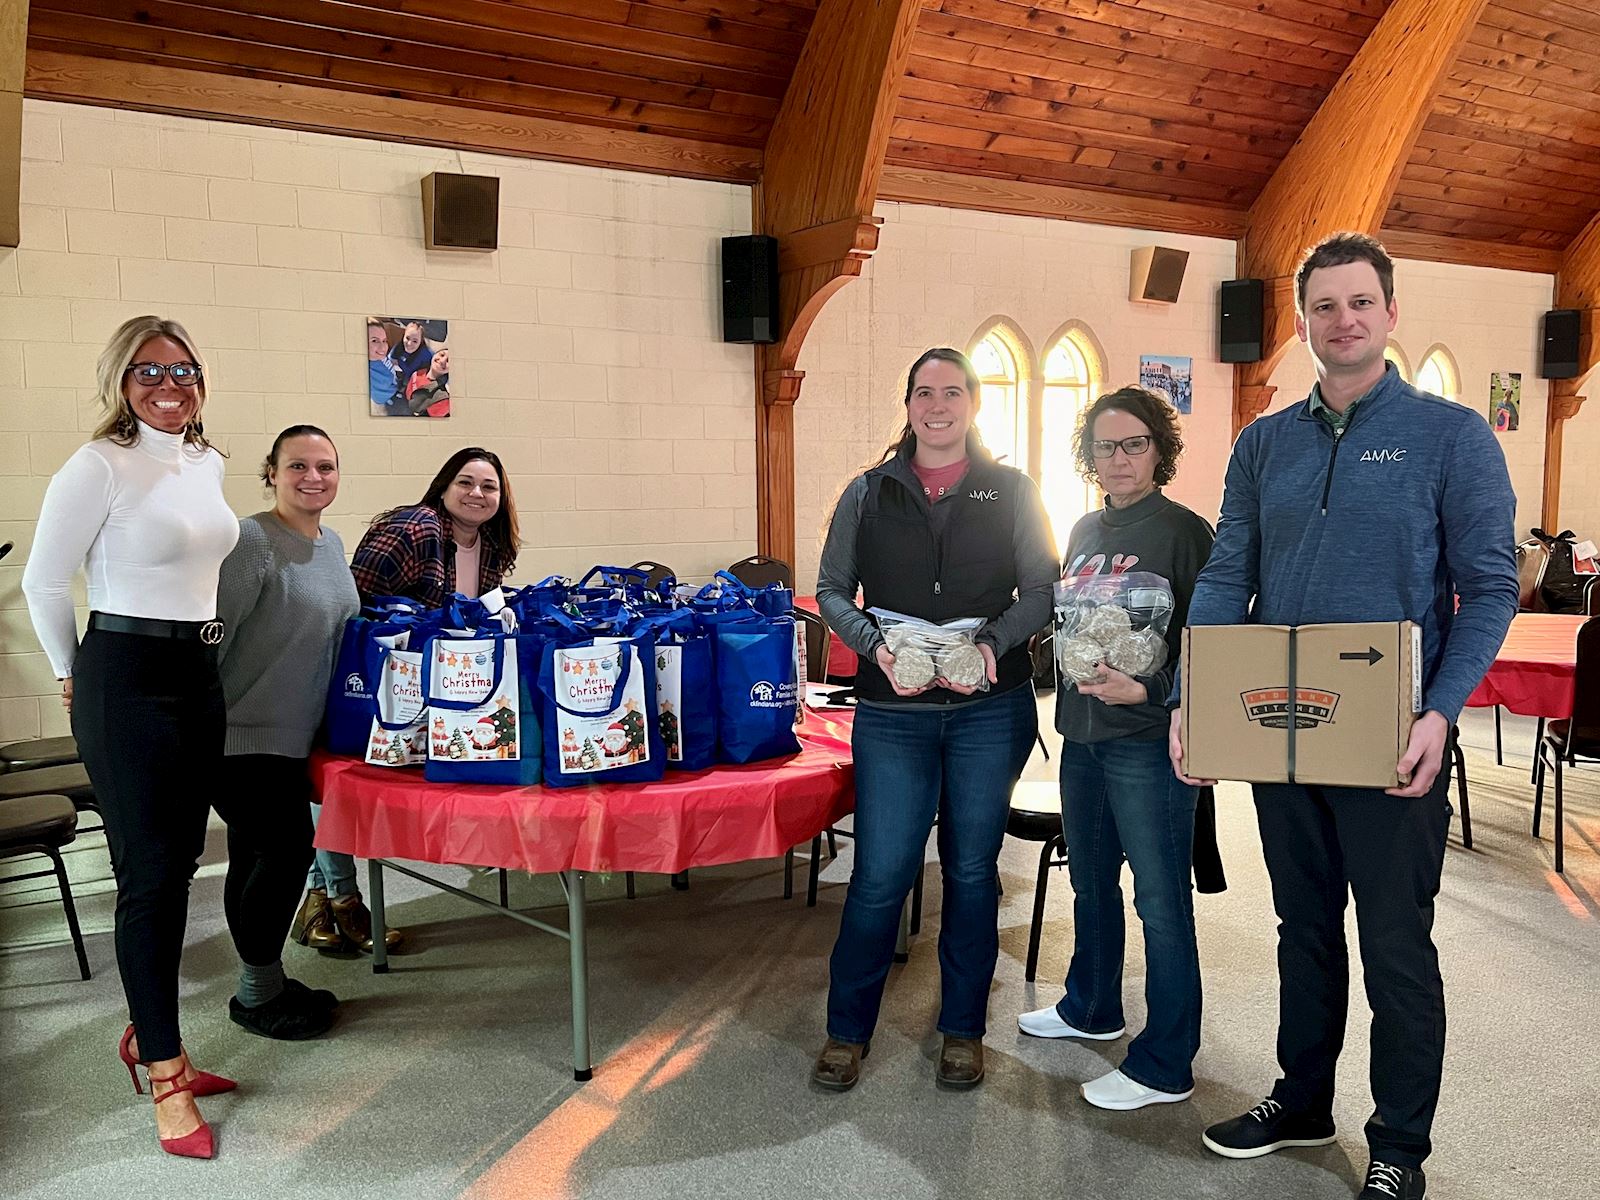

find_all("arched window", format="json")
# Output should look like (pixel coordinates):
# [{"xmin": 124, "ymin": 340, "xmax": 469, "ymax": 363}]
[
  {"xmin": 1384, "ymin": 341, "xmax": 1410, "ymax": 381},
  {"xmin": 1416, "ymin": 345, "xmax": 1460, "ymax": 402},
  {"xmin": 971, "ymin": 325, "xmax": 1027, "ymax": 469},
  {"xmin": 1039, "ymin": 325, "xmax": 1104, "ymax": 544}
]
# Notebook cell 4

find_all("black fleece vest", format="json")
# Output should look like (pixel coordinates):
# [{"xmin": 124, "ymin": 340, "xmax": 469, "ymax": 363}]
[{"xmin": 853, "ymin": 454, "xmax": 1031, "ymax": 705}]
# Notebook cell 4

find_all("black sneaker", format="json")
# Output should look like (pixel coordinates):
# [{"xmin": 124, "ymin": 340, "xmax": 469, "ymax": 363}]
[
  {"xmin": 1359, "ymin": 1161, "xmax": 1426, "ymax": 1198},
  {"xmin": 1202, "ymin": 1096, "xmax": 1337, "ymax": 1159},
  {"xmin": 229, "ymin": 988, "xmax": 336, "ymax": 1041},
  {"xmin": 282, "ymin": 977, "xmax": 339, "ymax": 1013}
]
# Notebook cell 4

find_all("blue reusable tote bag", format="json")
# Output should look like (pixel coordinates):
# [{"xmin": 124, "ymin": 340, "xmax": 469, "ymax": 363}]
[
  {"xmin": 537, "ymin": 637, "xmax": 665, "ymax": 787},
  {"xmin": 623, "ymin": 610, "xmax": 718, "ymax": 773},
  {"xmin": 421, "ymin": 631, "xmax": 542, "ymax": 785},
  {"xmin": 713, "ymin": 616, "xmax": 801, "ymax": 764},
  {"xmin": 325, "ymin": 614, "xmax": 418, "ymax": 755}
]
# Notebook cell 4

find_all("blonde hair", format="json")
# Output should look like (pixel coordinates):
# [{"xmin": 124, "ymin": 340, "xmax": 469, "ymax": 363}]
[{"xmin": 91, "ymin": 315, "xmax": 215, "ymax": 450}]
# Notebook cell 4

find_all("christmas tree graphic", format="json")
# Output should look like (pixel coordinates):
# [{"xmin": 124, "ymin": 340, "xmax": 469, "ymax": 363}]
[
  {"xmin": 448, "ymin": 727, "xmax": 469, "ymax": 759},
  {"xmin": 579, "ymin": 737, "xmax": 600, "ymax": 771},
  {"xmin": 617, "ymin": 698, "xmax": 647, "ymax": 757},
  {"xmin": 488, "ymin": 695, "xmax": 517, "ymax": 757},
  {"xmin": 659, "ymin": 700, "xmax": 680, "ymax": 760}
]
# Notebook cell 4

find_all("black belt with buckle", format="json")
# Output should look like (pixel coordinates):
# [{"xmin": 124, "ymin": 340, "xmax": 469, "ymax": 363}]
[{"xmin": 88, "ymin": 612, "xmax": 225, "ymax": 645}]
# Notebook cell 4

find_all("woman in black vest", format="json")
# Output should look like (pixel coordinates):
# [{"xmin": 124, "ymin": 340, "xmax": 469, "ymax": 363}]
[{"xmin": 812, "ymin": 347, "xmax": 1056, "ymax": 1091}]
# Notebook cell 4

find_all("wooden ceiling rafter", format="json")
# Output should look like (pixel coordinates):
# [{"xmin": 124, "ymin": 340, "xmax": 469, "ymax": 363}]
[
  {"xmin": 753, "ymin": 0, "xmax": 922, "ymax": 566},
  {"xmin": 1233, "ymin": 0, "xmax": 1492, "ymax": 436}
]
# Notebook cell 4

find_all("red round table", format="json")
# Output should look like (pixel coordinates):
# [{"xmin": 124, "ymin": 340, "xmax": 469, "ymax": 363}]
[
  {"xmin": 1465, "ymin": 613, "xmax": 1585, "ymax": 718},
  {"xmin": 308, "ymin": 711, "xmax": 855, "ymax": 1080}
]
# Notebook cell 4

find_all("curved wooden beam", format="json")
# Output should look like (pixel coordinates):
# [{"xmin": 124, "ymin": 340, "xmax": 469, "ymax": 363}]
[
  {"xmin": 1233, "ymin": 0, "xmax": 1488, "ymax": 436},
  {"xmin": 753, "ymin": 0, "xmax": 921, "ymax": 564}
]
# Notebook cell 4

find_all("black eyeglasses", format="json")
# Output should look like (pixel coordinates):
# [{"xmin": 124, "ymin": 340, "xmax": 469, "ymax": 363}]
[
  {"xmin": 1090, "ymin": 435, "xmax": 1153, "ymax": 459},
  {"xmin": 125, "ymin": 362, "xmax": 203, "ymax": 387}
]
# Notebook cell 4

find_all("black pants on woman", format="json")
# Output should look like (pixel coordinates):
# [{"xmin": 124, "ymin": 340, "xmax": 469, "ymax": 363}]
[
  {"xmin": 212, "ymin": 755, "xmax": 315, "ymax": 968},
  {"xmin": 72, "ymin": 626, "xmax": 224, "ymax": 1064}
]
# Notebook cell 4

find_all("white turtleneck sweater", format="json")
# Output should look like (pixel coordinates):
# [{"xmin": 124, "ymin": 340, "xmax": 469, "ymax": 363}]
[{"xmin": 22, "ymin": 423, "xmax": 240, "ymax": 678}]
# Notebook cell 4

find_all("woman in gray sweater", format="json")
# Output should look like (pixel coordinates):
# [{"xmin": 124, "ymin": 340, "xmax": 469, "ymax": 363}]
[{"xmin": 213, "ymin": 425, "xmax": 359, "ymax": 1039}]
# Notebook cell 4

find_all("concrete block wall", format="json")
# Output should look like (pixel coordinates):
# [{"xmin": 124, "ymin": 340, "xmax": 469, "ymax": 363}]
[{"xmin": 0, "ymin": 100, "xmax": 756, "ymax": 741}]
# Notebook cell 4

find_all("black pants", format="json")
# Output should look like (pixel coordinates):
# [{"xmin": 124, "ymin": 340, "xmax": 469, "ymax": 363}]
[
  {"xmin": 1253, "ymin": 769, "xmax": 1452, "ymax": 1168},
  {"xmin": 72, "ymin": 627, "xmax": 223, "ymax": 1064},
  {"xmin": 212, "ymin": 754, "xmax": 315, "ymax": 969}
]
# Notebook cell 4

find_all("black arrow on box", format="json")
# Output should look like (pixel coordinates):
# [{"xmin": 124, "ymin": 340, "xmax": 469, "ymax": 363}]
[{"xmin": 1339, "ymin": 647, "xmax": 1384, "ymax": 666}]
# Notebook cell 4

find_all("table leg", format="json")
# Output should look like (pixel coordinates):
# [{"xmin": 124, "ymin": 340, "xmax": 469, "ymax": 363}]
[
  {"xmin": 369, "ymin": 859, "xmax": 389, "ymax": 975},
  {"xmin": 565, "ymin": 869, "xmax": 593, "ymax": 1082}
]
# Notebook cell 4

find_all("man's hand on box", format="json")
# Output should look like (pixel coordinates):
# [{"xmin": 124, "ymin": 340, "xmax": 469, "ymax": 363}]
[
  {"xmin": 1386, "ymin": 710, "xmax": 1450, "ymax": 798},
  {"xmin": 1168, "ymin": 707, "xmax": 1217, "ymax": 787},
  {"xmin": 1078, "ymin": 662, "xmax": 1147, "ymax": 706}
]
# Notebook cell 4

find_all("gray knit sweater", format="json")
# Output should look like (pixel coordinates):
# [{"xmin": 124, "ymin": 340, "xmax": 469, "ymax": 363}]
[{"xmin": 216, "ymin": 512, "xmax": 361, "ymax": 758}]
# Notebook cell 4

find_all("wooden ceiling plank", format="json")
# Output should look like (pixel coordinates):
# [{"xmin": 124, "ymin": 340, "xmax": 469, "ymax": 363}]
[
  {"xmin": 1395, "ymin": 165, "xmax": 1600, "ymax": 215},
  {"xmin": 623, "ymin": 5, "xmax": 809, "ymax": 56},
  {"xmin": 27, "ymin": 16, "xmax": 775, "ymax": 144},
  {"xmin": 1385, "ymin": 192, "xmax": 1586, "ymax": 238},
  {"xmin": 877, "ymin": 162, "xmax": 1249, "ymax": 238},
  {"xmin": 644, "ymin": 0, "xmax": 820, "ymax": 36},
  {"xmin": 916, "ymin": 10, "xmax": 1341, "ymax": 98},
  {"xmin": 1425, "ymin": 106, "xmax": 1600, "ymax": 163},
  {"xmin": 23, "ymin": 49, "xmax": 762, "ymax": 180},
  {"xmin": 45, "ymin": 0, "xmax": 796, "ymax": 98},
  {"xmin": 1378, "ymin": 227, "xmax": 1562, "ymax": 273},
  {"xmin": 1002, "ymin": 0, "xmax": 1355, "ymax": 74},
  {"xmin": 906, "ymin": 48, "xmax": 1323, "ymax": 127},
  {"xmin": 1379, "ymin": 207, "xmax": 1565, "ymax": 248},
  {"xmin": 888, "ymin": 135, "xmax": 1262, "ymax": 206},
  {"xmin": 25, "ymin": 25, "xmax": 774, "ymax": 147},
  {"xmin": 1093, "ymin": 0, "xmax": 1369, "ymax": 55}
]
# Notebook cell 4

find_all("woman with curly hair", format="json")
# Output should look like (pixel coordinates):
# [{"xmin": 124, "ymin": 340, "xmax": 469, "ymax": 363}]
[{"xmin": 1017, "ymin": 386, "xmax": 1215, "ymax": 1112}]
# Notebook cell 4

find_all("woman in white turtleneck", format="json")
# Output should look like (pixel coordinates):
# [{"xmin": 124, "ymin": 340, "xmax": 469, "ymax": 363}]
[{"xmin": 23, "ymin": 316, "xmax": 239, "ymax": 1160}]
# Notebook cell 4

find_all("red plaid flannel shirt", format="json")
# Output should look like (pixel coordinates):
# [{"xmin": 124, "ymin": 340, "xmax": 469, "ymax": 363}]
[{"xmin": 350, "ymin": 505, "xmax": 514, "ymax": 608}]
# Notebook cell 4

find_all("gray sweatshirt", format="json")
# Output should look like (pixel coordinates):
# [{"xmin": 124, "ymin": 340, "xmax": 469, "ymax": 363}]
[{"xmin": 216, "ymin": 512, "xmax": 361, "ymax": 758}]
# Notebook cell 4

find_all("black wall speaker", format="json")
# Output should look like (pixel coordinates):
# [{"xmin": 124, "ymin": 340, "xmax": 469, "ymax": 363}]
[
  {"xmin": 1540, "ymin": 308, "xmax": 1581, "ymax": 379},
  {"xmin": 421, "ymin": 173, "xmax": 500, "ymax": 251},
  {"xmin": 721, "ymin": 234, "xmax": 779, "ymax": 344},
  {"xmin": 1129, "ymin": 245, "xmax": 1189, "ymax": 304},
  {"xmin": 1220, "ymin": 278, "xmax": 1265, "ymax": 363}
]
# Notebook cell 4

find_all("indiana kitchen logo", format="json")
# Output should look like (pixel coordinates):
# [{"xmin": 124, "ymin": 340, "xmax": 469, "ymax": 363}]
[{"xmin": 1239, "ymin": 686, "xmax": 1340, "ymax": 729}]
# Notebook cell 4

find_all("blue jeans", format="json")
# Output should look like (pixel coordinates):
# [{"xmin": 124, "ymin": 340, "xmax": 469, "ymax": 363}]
[
  {"xmin": 1057, "ymin": 736, "xmax": 1200, "ymax": 1093},
  {"xmin": 827, "ymin": 684, "xmax": 1038, "ymax": 1044},
  {"xmin": 305, "ymin": 802, "xmax": 358, "ymax": 898}
]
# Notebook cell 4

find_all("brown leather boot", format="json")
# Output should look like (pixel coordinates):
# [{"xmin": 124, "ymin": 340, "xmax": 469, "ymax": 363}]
[
  {"xmin": 290, "ymin": 888, "xmax": 346, "ymax": 951},
  {"xmin": 936, "ymin": 1036, "xmax": 985, "ymax": 1089},
  {"xmin": 329, "ymin": 892, "xmax": 404, "ymax": 953},
  {"xmin": 811, "ymin": 1038, "xmax": 869, "ymax": 1091}
]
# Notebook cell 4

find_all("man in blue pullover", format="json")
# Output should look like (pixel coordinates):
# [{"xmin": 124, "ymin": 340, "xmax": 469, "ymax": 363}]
[{"xmin": 1169, "ymin": 233, "xmax": 1517, "ymax": 1200}]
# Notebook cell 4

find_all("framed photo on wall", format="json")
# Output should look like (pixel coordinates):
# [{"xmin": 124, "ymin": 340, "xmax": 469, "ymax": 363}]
[{"xmin": 368, "ymin": 316, "xmax": 450, "ymax": 418}]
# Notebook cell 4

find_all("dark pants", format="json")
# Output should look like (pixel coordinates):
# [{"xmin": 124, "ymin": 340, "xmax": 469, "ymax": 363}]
[
  {"xmin": 72, "ymin": 627, "xmax": 224, "ymax": 1064},
  {"xmin": 827, "ymin": 684, "xmax": 1037, "ymax": 1044},
  {"xmin": 212, "ymin": 754, "xmax": 315, "ymax": 968},
  {"xmin": 1058, "ymin": 737, "xmax": 1201, "ymax": 1094},
  {"xmin": 1253, "ymin": 771, "xmax": 1452, "ymax": 1169}
]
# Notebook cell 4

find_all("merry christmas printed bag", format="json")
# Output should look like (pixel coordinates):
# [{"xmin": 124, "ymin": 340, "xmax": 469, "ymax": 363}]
[
  {"xmin": 364, "ymin": 647, "xmax": 429, "ymax": 767},
  {"xmin": 609, "ymin": 610, "xmax": 718, "ymax": 772},
  {"xmin": 537, "ymin": 637, "xmax": 665, "ymax": 787},
  {"xmin": 421, "ymin": 631, "xmax": 541, "ymax": 785}
]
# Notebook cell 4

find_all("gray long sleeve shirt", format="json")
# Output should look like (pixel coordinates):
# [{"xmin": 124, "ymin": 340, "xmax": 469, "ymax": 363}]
[{"xmin": 216, "ymin": 512, "xmax": 361, "ymax": 758}]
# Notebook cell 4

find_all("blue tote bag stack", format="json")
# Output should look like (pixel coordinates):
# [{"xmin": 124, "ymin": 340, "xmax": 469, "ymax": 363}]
[
  {"xmin": 623, "ymin": 609, "xmax": 718, "ymax": 772},
  {"xmin": 536, "ymin": 635, "xmax": 666, "ymax": 787},
  {"xmin": 709, "ymin": 613, "xmax": 802, "ymax": 765},
  {"xmin": 420, "ymin": 629, "xmax": 542, "ymax": 786}
]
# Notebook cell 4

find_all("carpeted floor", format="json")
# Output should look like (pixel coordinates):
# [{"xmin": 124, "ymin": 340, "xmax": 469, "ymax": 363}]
[{"xmin": 1, "ymin": 704, "xmax": 1596, "ymax": 1200}]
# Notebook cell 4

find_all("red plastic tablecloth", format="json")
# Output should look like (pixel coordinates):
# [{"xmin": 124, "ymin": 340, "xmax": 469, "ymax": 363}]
[
  {"xmin": 795, "ymin": 595, "xmax": 858, "ymax": 680},
  {"xmin": 1465, "ymin": 613, "xmax": 1585, "ymax": 719},
  {"xmin": 310, "ymin": 712, "xmax": 856, "ymax": 876}
]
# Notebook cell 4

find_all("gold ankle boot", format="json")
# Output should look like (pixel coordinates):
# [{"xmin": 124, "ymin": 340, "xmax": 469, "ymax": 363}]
[
  {"xmin": 329, "ymin": 892, "xmax": 404, "ymax": 953},
  {"xmin": 291, "ymin": 888, "xmax": 346, "ymax": 951}
]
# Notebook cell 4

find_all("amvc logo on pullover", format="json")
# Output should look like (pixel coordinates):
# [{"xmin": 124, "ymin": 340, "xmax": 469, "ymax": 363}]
[
  {"xmin": 969, "ymin": 488, "xmax": 1000, "ymax": 502},
  {"xmin": 1359, "ymin": 447, "xmax": 1407, "ymax": 462}
]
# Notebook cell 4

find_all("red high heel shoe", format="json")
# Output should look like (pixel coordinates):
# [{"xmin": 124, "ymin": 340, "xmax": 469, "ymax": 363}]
[
  {"xmin": 118, "ymin": 1025, "xmax": 237, "ymax": 1097},
  {"xmin": 147, "ymin": 1070, "xmax": 214, "ymax": 1160}
]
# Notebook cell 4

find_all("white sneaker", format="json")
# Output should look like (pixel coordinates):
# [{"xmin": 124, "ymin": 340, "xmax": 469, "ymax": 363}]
[
  {"xmin": 1081, "ymin": 1068, "xmax": 1193, "ymax": 1111},
  {"xmin": 1017, "ymin": 1005, "xmax": 1124, "ymax": 1040}
]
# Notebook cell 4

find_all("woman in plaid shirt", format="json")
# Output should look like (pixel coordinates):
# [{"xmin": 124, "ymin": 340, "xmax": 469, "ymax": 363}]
[{"xmin": 349, "ymin": 446, "xmax": 520, "ymax": 607}]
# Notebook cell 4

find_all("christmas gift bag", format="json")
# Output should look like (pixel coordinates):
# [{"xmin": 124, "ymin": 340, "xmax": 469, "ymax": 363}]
[
  {"xmin": 327, "ymin": 616, "xmax": 416, "ymax": 755},
  {"xmin": 537, "ymin": 638, "xmax": 665, "ymax": 787},
  {"xmin": 714, "ymin": 616, "xmax": 801, "ymax": 764},
  {"xmin": 713, "ymin": 569, "xmax": 794, "ymax": 618},
  {"xmin": 613, "ymin": 611, "xmax": 718, "ymax": 772},
  {"xmin": 364, "ymin": 647, "xmax": 429, "ymax": 767},
  {"xmin": 421, "ymin": 632, "xmax": 541, "ymax": 785}
]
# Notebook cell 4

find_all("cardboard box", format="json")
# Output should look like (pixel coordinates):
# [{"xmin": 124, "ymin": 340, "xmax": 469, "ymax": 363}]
[{"xmin": 1182, "ymin": 621, "xmax": 1422, "ymax": 789}]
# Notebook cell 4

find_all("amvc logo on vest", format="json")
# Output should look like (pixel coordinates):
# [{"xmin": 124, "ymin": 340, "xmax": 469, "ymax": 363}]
[
  {"xmin": 968, "ymin": 488, "xmax": 1000, "ymax": 502},
  {"xmin": 1359, "ymin": 447, "xmax": 1407, "ymax": 462}
]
